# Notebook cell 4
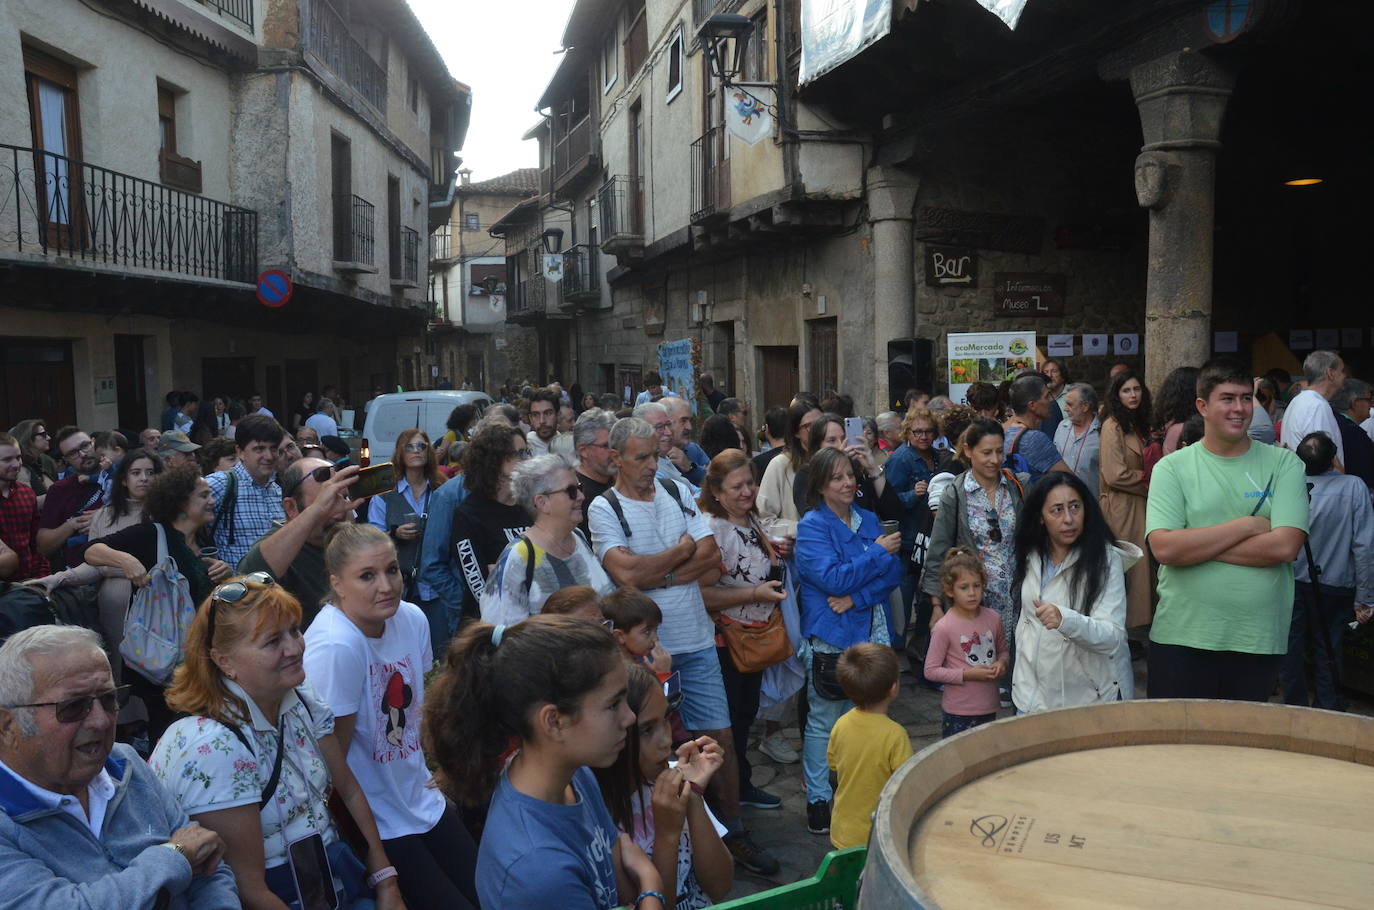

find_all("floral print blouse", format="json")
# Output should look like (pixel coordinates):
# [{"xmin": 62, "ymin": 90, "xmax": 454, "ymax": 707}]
[
  {"xmin": 708, "ymin": 515, "xmax": 781, "ymax": 625},
  {"xmin": 962, "ymin": 471, "xmax": 1018, "ymax": 629},
  {"xmin": 149, "ymin": 679, "xmax": 337, "ymax": 868}
]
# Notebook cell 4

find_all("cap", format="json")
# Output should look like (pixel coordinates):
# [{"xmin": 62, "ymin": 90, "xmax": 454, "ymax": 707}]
[
  {"xmin": 158, "ymin": 430, "xmax": 201, "ymax": 453},
  {"xmin": 320, "ymin": 435, "xmax": 350, "ymax": 459}
]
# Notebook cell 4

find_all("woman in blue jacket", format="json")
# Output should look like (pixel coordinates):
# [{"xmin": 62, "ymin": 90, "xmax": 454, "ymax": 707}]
[{"xmin": 794, "ymin": 447, "xmax": 903, "ymax": 836}]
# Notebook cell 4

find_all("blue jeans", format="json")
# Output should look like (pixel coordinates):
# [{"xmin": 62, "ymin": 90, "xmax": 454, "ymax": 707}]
[
  {"xmin": 1281, "ymin": 582, "xmax": 1352, "ymax": 711},
  {"xmin": 671, "ymin": 645, "xmax": 733, "ymax": 731},
  {"xmin": 802, "ymin": 643, "xmax": 853, "ymax": 805}
]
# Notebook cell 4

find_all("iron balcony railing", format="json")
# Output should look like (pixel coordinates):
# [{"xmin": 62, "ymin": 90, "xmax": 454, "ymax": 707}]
[
  {"xmin": 304, "ymin": 0, "xmax": 387, "ymax": 112},
  {"xmin": 596, "ymin": 175, "xmax": 644, "ymax": 247},
  {"xmin": 430, "ymin": 225, "xmax": 453, "ymax": 261},
  {"xmin": 197, "ymin": 0, "xmax": 254, "ymax": 31},
  {"xmin": 560, "ymin": 243, "xmax": 600, "ymax": 303},
  {"xmin": 333, "ymin": 193, "xmax": 375, "ymax": 265},
  {"xmin": 0, "ymin": 144, "xmax": 256, "ymax": 282},
  {"xmin": 691, "ymin": 125, "xmax": 731, "ymax": 222},
  {"xmin": 401, "ymin": 226, "xmax": 419, "ymax": 284}
]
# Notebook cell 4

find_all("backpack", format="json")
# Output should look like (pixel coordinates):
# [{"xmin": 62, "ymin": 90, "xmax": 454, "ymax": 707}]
[
  {"xmin": 601, "ymin": 479, "xmax": 695, "ymax": 538},
  {"xmin": 120, "ymin": 524, "xmax": 198, "ymax": 686},
  {"xmin": 0, "ymin": 583, "xmax": 58, "ymax": 643},
  {"xmin": 201, "ymin": 469, "xmax": 239, "ymax": 549},
  {"xmin": 518, "ymin": 529, "xmax": 592, "ymax": 594},
  {"xmin": 1004, "ymin": 426, "xmax": 1033, "ymax": 478}
]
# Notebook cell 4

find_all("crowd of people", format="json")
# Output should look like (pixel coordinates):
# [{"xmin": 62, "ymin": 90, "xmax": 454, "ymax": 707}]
[{"xmin": 0, "ymin": 349, "xmax": 1371, "ymax": 908}]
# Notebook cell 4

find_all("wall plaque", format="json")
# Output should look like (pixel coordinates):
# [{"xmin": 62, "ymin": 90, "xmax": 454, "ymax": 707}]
[
  {"xmin": 924, "ymin": 245, "xmax": 977, "ymax": 287},
  {"xmin": 995, "ymin": 273, "xmax": 1065, "ymax": 317}
]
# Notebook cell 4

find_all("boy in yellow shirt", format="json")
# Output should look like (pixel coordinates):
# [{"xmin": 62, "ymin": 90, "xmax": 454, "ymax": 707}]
[{"xmin": 827, "ymin": 643, "xmax": 914, "ymax": 849}]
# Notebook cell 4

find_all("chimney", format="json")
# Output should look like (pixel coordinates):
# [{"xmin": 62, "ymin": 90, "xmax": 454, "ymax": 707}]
[{"xmin": 459, "ymin": 168, "xmax": 472, "ymax": 185}]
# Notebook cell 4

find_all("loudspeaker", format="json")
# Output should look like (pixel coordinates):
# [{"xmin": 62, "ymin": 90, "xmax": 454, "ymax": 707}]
[{"xmin": 886, "ymin": 338, "xmax": 934, "ymax": 411}]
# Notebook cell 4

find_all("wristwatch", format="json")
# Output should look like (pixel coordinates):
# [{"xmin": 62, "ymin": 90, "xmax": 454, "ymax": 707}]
[{"xmin": 663, "ymin": 571, "xmax": 675, "ymax": 588}]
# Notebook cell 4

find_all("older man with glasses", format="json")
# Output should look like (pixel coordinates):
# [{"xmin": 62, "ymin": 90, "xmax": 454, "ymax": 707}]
[
  {"xmin": 36, "ymin": 427, "xmax": 107, "ymax": 569},
  {"xmin": 0, "ymin": 625, "xmax": 237, "ymax": 908}
]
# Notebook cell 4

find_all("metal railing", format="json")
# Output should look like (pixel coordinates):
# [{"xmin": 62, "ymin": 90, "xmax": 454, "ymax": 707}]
[
  {"xmin": 401, "ymin": 226, "xmax": 419, "ymax": 284},
  {"xmin": 0, "ymin": 144, "xmax": 257, "ymax": 283},
  {"xmin": 560, "ymin": 243, "xmax": 600, "ymax": 302},
  {"xmin": 197, "ymin": 0, "xmax": 254, "ymax": 31},
  {"xmin": 691, "ymin": 126, "xmax": 730, "ymax": 222},
  {"xmin": 552, "ymin": 114, "xmax": 592, "ymax": 182},
  {"xmin": 596, "ymin": 175, "xmax": 644, "ymax": 245},
  {"xmin": 304, "ymin": 0, "xmax": 387, "ymax": 112},
  {"xmin": 430, "ymin": 225, "xmax": 453, "ymax": 260},
  {"xmin": 333, "ymin": 193, "xmax": 375, "ymax": 264}
]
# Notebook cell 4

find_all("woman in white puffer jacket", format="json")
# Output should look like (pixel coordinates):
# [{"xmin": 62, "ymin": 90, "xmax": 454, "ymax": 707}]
[{"xmin": 1011, "ymin": 471, "xmax": 1139, "ymax": 712}]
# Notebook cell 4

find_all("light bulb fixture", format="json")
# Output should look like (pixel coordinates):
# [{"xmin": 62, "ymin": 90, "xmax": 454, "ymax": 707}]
[
  {"xmin": 1283, "ymin": 164, "xmax": 1322, "ymax": 187},
  {"xmin": 699, "ymin": 13, "xmax": 752, "ymax": 86},
  {"xmin": 1283, "ymin": 176, "xmax": 1323, "ymax": 186},
  {"xmin": 541, "ymin": 227, "xmax": 565, "ymax": 254}
]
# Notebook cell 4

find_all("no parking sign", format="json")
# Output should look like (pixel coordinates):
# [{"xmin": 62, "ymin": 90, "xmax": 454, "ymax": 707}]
[{"xmin": 257, "ymin": 270, "xmax": 293, "ymax": 308}]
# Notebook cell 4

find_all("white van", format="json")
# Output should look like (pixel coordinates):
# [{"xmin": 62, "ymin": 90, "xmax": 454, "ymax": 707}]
[{"xmin": 361, "ymin": 390, "xmax": 492, "ymax": 464}]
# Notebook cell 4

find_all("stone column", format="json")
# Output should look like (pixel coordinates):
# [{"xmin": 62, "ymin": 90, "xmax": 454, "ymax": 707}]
[
  {"xmin": 867, "ymin": 166, "xmax": 920, "ymax": 414},
  {"xmin": 1129, "ymin": 51, "xmax": 1234, "ymax": 392}
]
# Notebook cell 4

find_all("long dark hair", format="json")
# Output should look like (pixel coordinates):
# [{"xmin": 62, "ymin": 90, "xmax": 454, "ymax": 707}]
[
  {"xmin": 1104, "ymin": 371, "xmax": 1153, "ymax": 440},
  {"xmin": 1152, "ymin": 366, "xmax": 1200, "ymax": 432},
  {"xmin": 592, "ymin": 663, "xmax": 659, "ymax": 835},
  {"xmin": 423, "ymin": 615, "xmax": 621, "ymax": 805},
  {"xmin": 107, "ymin": 448, "xmax": 163, "ymax": 518},
  {"xmin": 1012, "ymin": 472, "xmax": 1114, "ymax": 617},
  {"xmin": 784, "ymin": 402, "xmax": 818, "ymax": 470}
]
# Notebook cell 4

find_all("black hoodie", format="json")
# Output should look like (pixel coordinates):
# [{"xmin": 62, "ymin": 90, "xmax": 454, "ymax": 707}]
[{"xmin": 449, "ymin": 495, "xmax": 530, "ymax": 620}]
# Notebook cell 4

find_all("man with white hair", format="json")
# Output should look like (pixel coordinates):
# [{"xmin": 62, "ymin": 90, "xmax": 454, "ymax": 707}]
[
  {"xmin": 0, "ymin": 626, "xmax": 237, "ymax": 907},
  {"xmin": 632, "ymin": 401, "xmax": 701, "ymax": 494},
  {"xmin": 1280, "ymin": 349, "xmax": 1347, "ymax": 469}
]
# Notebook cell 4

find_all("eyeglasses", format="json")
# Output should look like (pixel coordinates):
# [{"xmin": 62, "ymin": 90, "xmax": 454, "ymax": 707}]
[
  {"xmin": 543, "ymin": 484, "xmax": 583, "ymax": 500},
  {"xmin": 1046, "ymin": 502, "xmax": 1083, "ymax": 519},
  {"xmin": 910, "ymin": 428, "xmax": 936, "ymax": 437},
  {"xmin": 283, "ymin": 464, "xmax": 334, "ymax": 497},
  {"xmin": 510, "ymin": 448, "xmax": 532, "ymax": 460},
  {"xmin": 403, "ymin": 442, "xmax": 430, "ymax": 452},
  {"xmin": 34, "ymin": 431, "xmax": 50, "ymax": 439},
  {"xmin": 62, "ymin": 439, "xmax": 94, "ymax": 458},
  {"xmin": 986, "ymin": 511, "xmax": 1003, "ymax": 544},
  {"xmin": 206, "ymin": 572, "xmax": 276, "ymax": 650},
  {"xmin": 4, "ymin": 685, "xmax": 129, "ymax": 724}
]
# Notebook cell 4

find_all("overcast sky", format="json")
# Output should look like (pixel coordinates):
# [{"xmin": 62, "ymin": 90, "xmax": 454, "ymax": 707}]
[{"xmin": 407, "ymin": 0, "xmax": 576, "ymax": 181}]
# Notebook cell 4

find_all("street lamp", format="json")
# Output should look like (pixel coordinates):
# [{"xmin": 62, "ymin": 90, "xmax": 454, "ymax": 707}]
[
  {"xmin": 541, "ymin": 227, "xmax": 565, "ymax": 254},
  {"xmin": 699, "ymin": 13, "xmax": 752, "ymax": 86}
]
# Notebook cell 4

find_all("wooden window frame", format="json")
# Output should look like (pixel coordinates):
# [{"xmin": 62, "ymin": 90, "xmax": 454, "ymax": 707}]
[
  {"xmin": 23, "ymin": 46, "xmax": 83, "ymax": 245},
  {"xmin": 665, "ymin": 26, "xmax": 684, "ymax": 104},
  {"xmin": 624, "ymin": 2, "xmax": 648, "ymax": 81},
  {"xmin": 601, "ymin": 28, "xmax": 618, "ymax": 94}
]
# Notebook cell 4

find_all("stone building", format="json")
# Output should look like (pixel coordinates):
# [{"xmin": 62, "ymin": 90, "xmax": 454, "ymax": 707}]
[
  {"xmin": 429, "ymin": 167, "xmax": 541, "ymax": 390},
  {"xmin": 0, "ymin": 0, "xmax": 469, "ymax": 429},
  {"xmin": 505, "ymin": 0, "xmax": 1367, "ymax": 416}
]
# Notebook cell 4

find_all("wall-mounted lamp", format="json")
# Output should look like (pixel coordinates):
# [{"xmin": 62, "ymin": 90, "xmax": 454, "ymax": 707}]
[
  {"xmin": 541, "ymin": 227, "xmax": 565, "ymax": 254},
  {"xmin": 699, "ymin": 14, "xmax": 753, "ymax": 86}
]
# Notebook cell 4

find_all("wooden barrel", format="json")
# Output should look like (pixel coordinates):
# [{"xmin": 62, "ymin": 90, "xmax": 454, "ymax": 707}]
[{"xmin": 859, "ymin": 700, "xmax": 1374, "ymax": 909}]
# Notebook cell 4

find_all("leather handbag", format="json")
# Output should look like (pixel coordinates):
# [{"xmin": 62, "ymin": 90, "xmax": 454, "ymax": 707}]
[{"xmin": 717, "ymin": 609, "xmax": 793, "ymax": 674}]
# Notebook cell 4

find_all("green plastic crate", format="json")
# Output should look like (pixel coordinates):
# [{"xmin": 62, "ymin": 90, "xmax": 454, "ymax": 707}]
[{"xmin": 710, "ymin": 846, "xmax": 867, "ymax": 910}]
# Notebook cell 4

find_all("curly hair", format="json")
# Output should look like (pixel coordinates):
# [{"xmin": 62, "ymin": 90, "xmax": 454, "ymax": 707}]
[
  {"xmin": 423, "ymin": 615, "xmax": 621, "ymax": 805},
  {"xmin": 463, "ymin": 424, "xmax": 524, "ymax": 500},
  {"xmin": 1152, "ymin": 366, "xmax": 1200, "ymax": 432},
  {"xmin": 901, "ymin": 407, "xmax": 940, "ymax": 439},
  {"xmin": 143, "ymin": 465, "xmax": 203, "ymax": 525}
]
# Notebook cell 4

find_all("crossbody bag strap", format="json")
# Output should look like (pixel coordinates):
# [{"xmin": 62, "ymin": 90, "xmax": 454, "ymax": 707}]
[
  {"xmin": 603, "ymin": 488, "xmax": 633, "ymax": 538},
  {"xmin": 226, "ymin": 722, "xmax": 285, "ymax": 807}
]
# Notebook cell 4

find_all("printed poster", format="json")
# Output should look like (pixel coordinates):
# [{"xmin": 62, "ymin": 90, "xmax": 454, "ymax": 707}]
[
  {"xmin": 657, "ymin": 338, "xmax": 699, "ymax": 415},
  {"xmin": 947, "ymin": 331, "xmax": 1037, "ymax": 406}
]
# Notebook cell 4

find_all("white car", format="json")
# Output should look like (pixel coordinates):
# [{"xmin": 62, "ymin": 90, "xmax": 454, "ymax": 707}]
[{"xmin": 361, "ymin": 390, "xmax": 492, "ymax": 464}]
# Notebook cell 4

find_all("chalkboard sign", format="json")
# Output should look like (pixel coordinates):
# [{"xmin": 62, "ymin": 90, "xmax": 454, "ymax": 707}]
[
  {"xmin": 924, "ymin": 245, "xmax": 977, "ymax": 287},
  {"xmin": 995, "ymin": 273, "xmax": 1065, "ymax": 317}
]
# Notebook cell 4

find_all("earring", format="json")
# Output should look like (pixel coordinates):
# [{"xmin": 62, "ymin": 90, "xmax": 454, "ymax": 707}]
[{"xmin": 179, "ymin": 512, "xmax": 189, "ymax": 519}]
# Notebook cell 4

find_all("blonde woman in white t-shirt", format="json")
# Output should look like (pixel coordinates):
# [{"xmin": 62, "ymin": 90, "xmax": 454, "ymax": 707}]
[{"xmin": 304, "ymin": 523, "xmax": 480, "ymax": 909}]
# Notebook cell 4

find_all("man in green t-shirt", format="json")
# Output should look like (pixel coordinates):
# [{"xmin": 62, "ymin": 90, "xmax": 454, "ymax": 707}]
[
  {"xmin": 1145, "ymin": 358, "xmax": 1309, "ymax": 701},
  {"xmin": 236, "ymin": 457, "xmax": 363, "ymax": 627}
]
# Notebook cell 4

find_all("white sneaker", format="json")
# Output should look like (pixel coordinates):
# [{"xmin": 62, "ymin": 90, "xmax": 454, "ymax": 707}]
[{"xmin": 759, "ymin": 732, "xmax": 800, "ymax": 764}]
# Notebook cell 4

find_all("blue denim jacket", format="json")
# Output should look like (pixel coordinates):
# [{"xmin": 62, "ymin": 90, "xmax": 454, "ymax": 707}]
[{"xmin": 795, "ymin": 504, "xmax": 904, "ymax": 649}]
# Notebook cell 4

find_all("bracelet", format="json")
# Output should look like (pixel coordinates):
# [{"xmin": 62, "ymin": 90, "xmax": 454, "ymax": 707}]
[
  {"xmin": 366, "ymin": 865, "xmax": 398, "ymax": 888},
  {"xmin": 635, "ymin": 890, "xmax": 666, "ymax": 908},
  {"xmin": 689, "ymin": 782, "xmax": 705, "ymax": 796}
]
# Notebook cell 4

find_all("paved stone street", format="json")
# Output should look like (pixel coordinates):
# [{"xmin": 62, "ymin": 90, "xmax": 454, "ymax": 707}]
[{"xmin": 722, "ymin": 654, "xmax": 1374, "ymax": 901}]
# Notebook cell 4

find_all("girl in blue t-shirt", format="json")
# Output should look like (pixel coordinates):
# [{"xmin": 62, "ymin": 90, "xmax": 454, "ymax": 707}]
[
  {"xmin": 595, "ymin": 664, "xmax": 733, "ymax": 909},
  {"xmin": 424, "ymin": 615, "xmax": 667, "ymax": 910}
]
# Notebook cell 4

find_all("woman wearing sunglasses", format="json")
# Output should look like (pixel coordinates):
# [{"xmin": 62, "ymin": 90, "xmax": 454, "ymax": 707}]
[
  {"xmin": 920, "ymin": 418, "xmax": 1024, "ymax": 707},
  {"xmin": 151, "ymin": 574, "xmax": 406, "ymax": 910},
  {"xmin": 368, "ymin": 428, "xmax": 447, "ymax": 647},
  {"xmin": 479, "ymin": 453, "xmax": 613, "ymax": 626},
  {"xmin": 304, "ymin": 523, "xmax": 479, "ymax": 908},
  {"xmin": 83, "ymin": 465, "xmax": 233, "ymax": 742}
]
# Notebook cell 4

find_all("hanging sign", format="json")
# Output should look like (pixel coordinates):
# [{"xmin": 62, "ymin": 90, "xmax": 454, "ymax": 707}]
[
  {"xmin": 947, "ymin": 331, "xmax": 1037, "ymax": 406},
  {"xmin": 1314, "ymin": 328, "xmax": 1340, "ymax": 350},
  {"xmin": 994, "ymin": 273, "xmax": 1065, "ymax": 317},
  {"xmin": 542, "ymin": 254, "xmax": 564, "ymax": 282},
  {"xmin": 256, "ymin": 269, "xmax": 292, "ymax": 308},
  {"xmin": 725, "ymin": 87, "xmax": 773, "ymax": 146},
  {"xmin": 1341, "ymin": 328, "xmax": 1364, "ymax": 349},
  {"xmin": 975, "ymin": 0, "xmax": 1032, "ymax": 30},
  {"xmin": 1114, "ymin": 334, "xmax": 1140, "ymax": 356},
  {"xmin": 1082, "ymin": 334, "xmax": 1108, "ymax": 356},
  {"xmin": 1289, "ymin": 329, "xmax": 1314, "ymax": 351},
  {"xmin": 1046, "ymin": 334, "xmax": 1074, "ymax": 358},
  {"xmin": 1214, "ymin": 331, "xmax": 1239, "ymax": 353}
]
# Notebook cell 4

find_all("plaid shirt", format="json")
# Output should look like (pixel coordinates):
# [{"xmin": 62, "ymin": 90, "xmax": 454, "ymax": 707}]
[
  {"xmin": 206, "ymin": 461, "xmax": 284, "ymax": 569},
  {"xmin": 0, "ymin": 482, "xmax": 47, "ymax": 579}
]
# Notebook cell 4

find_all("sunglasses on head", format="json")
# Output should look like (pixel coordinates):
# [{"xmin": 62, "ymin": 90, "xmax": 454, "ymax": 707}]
[
  {"xmin": 4, "ymin": 685, "xmax": 130, "ymax": 724},
  {"xmin": 206, "ymin": 571, "xmax": 276, "ymax": 649}
]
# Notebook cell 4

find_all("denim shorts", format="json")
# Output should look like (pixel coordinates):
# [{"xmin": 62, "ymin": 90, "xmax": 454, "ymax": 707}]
[{"xmin": 670, "ymin": 645, "xmax": 733, "ymax": 731}]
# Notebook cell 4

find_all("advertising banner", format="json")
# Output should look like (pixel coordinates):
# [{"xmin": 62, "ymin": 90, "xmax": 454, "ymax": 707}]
[
  {"xmin": 799, "ymin": 0, "xmax": 892, "ymax": 85},
  {"xmin": 657, "ymin": 338, "xmax": 700, "ymax": 415},
  {"xmin": 947, "ymin": 331, "xmax": 1037, "ymax": 405}
]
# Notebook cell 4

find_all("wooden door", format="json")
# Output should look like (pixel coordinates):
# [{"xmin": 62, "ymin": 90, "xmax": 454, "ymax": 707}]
[
  {"xmin": 759, "ymin": 346, "xmax": 798, "ymax": 410},
  {"xmin": 0, "ymin": 338, "xmax": 77, "ymax": 429},
  {"xmin": 23, "ymin": 47, "xmax": 82, "ymax": 249},
  {"xmin": 808, "ymin": 318, "xmax": 838, "ymax": 397},
  {"xmin": 113, "ymin": 334, "xmax": 148, "ymax": 430}
]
